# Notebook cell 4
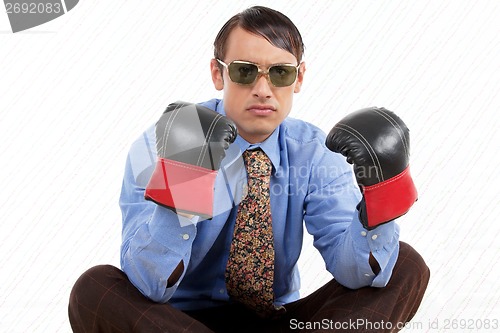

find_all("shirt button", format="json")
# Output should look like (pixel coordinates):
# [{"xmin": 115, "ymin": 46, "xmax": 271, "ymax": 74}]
[
  {"xmin": 182, "ymin": 234, "xmax": 190, "ymax": 240},
  {"xmin": 219, "ymin": 289, "xmax": 225, "ymax": 294},
  {"xmin": 371, "ymin": 234, "xmax": 378, "ymax": 240},
  {"xmin": 364, "ymin": 273, "xmax": 372, "ymax": 277},
  {"xmin": 360, "ymin": 231, "xmax": 367, "ymax": 237}
]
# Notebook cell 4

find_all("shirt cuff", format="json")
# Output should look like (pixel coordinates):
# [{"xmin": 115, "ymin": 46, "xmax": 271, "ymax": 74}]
[
  {"xmin": 350, "ymin": 216, "xmax": 400, "ymax": 280},
  {"xmin": 148, "ymin": 206, "xmax": 197, "ymax": 254}
]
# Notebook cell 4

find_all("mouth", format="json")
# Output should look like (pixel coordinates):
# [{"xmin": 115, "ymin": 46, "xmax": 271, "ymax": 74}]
[{"xmin": 246, "ymin": 104, "xmax": 277, "ymax": 115}]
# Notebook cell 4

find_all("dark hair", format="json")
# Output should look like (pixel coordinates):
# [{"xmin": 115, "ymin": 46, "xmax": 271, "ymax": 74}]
[{"xmin": 214, "ymin": 6, "xmax": 305, "ymax": 64}]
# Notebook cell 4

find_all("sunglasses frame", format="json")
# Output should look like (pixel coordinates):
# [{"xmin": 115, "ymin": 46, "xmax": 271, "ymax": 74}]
[{"xmin": 216, "ymin": 59, "xmax": 301, "ymax": 87}]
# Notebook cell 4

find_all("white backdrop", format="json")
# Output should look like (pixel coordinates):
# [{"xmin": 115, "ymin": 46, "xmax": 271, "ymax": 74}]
[{"xmin": 1, "ymin": 0, "xmax": 499, "ymax": 332}]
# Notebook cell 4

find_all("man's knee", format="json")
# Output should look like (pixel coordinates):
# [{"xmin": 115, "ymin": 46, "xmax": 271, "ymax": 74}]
[
  {"xmin": 399, "ymin": 242, "xmax": 430, "ymax": 272},
  {"xmin": 70, "ymin": 265, "xmax": 121, "ymax": 298},
  {"xmin": 395, "ymin": 242, "xmax": 430, "ymax": 289},
  {"xmin": 69, "ymin": 265, "xmax": 126, "ymax": 332}
]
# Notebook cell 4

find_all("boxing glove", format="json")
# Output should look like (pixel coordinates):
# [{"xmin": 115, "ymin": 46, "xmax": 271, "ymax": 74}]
[
  {"xmin": 145, "ymin": 102, "xmax": 237, "ymax": 219},
  {"xmin": 326, "ymin": 107, "xmax": 417, "ymax": 229}
]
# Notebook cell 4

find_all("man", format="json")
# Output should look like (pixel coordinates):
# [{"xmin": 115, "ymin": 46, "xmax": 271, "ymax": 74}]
[{"xmin": 69, "ymin": 6, "xmax": 429, "ymax": 332}]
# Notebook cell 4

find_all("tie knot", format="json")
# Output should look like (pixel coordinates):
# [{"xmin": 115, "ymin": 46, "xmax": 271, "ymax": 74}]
[{"xmin": 243, "ymin": 149, "xmax": 272, "ymax": 177}]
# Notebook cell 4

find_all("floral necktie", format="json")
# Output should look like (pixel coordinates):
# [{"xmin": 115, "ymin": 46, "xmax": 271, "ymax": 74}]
[{"xmin": 225, "ymin": 149, "xmax": 275, "ymax": 317}]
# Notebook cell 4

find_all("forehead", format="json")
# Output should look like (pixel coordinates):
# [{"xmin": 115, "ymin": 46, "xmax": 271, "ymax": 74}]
[{"xmin": 224, "ymin": 27, "xmax": 297, "ymax": 65}]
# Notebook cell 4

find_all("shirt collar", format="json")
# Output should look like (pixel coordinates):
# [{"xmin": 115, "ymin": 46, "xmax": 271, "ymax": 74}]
[
  {"xmin": 235, "ymin": 128, "xmax": 280, "ymax": 170},
  {"xmin": 216, "ymin": 100, "xmax": 281, "ymax": 170}
]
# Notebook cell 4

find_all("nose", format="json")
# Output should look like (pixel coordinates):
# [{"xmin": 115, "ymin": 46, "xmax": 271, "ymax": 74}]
[{"xmin": 251, "ymin": 74, "xmax": 273, "ymax": 99}]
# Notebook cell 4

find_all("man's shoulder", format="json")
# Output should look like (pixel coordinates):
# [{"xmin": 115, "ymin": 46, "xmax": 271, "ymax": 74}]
[
  {"xmin": 281, "ymin": 117, "xmax": 327, "ymax": 144},
  {"xmin": 197, "ymin": 98, "xmax": 221, "ymax": 112}
]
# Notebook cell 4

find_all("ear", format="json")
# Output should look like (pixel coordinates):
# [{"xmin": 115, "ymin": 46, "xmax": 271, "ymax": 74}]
[
  {"xmin": 210, "ymin": 59, "xmax": 224, "ymax": 91},
  {"xmin": 294, "ymin": 62, "xmax": 306, "ymax": 93}
]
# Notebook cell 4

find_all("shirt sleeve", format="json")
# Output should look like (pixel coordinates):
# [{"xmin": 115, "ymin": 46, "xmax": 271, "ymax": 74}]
[
  {"xmin": 303, "ymin": 149, "xmax": 400, "ymax": 289},
  {"xmin": 119, "ymin": 127, "xmax": 199, "ymax": 303}
]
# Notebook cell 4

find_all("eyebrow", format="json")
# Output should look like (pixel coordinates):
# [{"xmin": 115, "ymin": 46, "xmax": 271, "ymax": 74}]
[{"xmin": 229, "ymin": 59, "xmax": 300, "ymax": 67}]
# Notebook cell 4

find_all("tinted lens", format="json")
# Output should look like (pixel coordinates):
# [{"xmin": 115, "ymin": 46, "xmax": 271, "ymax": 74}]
[
  {"xmin": 269, "ymin": 65, "xmax": 298, "ymax": 87},
  {"xmin": 227, "ymin": 62, "xmax": 259, "ymax": 85}
]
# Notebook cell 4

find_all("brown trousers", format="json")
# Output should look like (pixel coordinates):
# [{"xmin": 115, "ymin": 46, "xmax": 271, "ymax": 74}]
[{"xmin": 68, "ymin": 242, "xmax": 429, "ymax": 333}]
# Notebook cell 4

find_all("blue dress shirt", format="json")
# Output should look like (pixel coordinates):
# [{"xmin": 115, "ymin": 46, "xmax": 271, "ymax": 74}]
[{"xmin": 119, "ymin": 98, "xmax": 400, "ymax": 311}]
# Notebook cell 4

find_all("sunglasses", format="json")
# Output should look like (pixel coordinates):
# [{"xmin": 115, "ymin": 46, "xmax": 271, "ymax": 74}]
[{"xmin": 216, "ymin": 59, "xmax": 300, "ymax": 87}]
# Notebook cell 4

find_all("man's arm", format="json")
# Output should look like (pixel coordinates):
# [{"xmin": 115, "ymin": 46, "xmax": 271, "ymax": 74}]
[
  {"xmin": 369, "ymin": 253, "xmax": 381, "ymax": 275},
  {"xmin": 167, "ymin": 261, "xmax": 185, "ymax": 287},
  {"xmin": 120, "ymin": 102, "xmax": 236, "ymax": 302},
  {"xmin": 119, "ymin": 132, "xmax": 198, "ymax": 302},
  {"xmin": 310, "ymin": 107, "xmax": 417, "ymax": 288},
  {"xmin": 303, "ymin": 158, "xmax": 399, "ymax": 289}
]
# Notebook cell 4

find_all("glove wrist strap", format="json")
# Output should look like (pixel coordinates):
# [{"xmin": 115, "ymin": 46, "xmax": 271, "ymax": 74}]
[
  {"xmin": 145, "ymin": 158, "xmax": 216, "ymax": 220},
  {"xmin": 360, "ymin": 166, "xmax": 417, "ymax": 229}
]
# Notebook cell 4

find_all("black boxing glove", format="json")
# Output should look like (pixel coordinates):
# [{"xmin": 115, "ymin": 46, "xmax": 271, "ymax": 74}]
[
  {"xmin": 145, "ymin": 101, "xmax": 237, "ymax": 219},
  {"xmin": 326, "ymin": 107, "xmax": 417, "ymax": 229}
]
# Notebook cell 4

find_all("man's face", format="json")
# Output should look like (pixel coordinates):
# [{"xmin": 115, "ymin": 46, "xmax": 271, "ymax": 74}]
[{"xmin": 211, "ymin": 27, "xmax": 305, "ymax": 144}]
